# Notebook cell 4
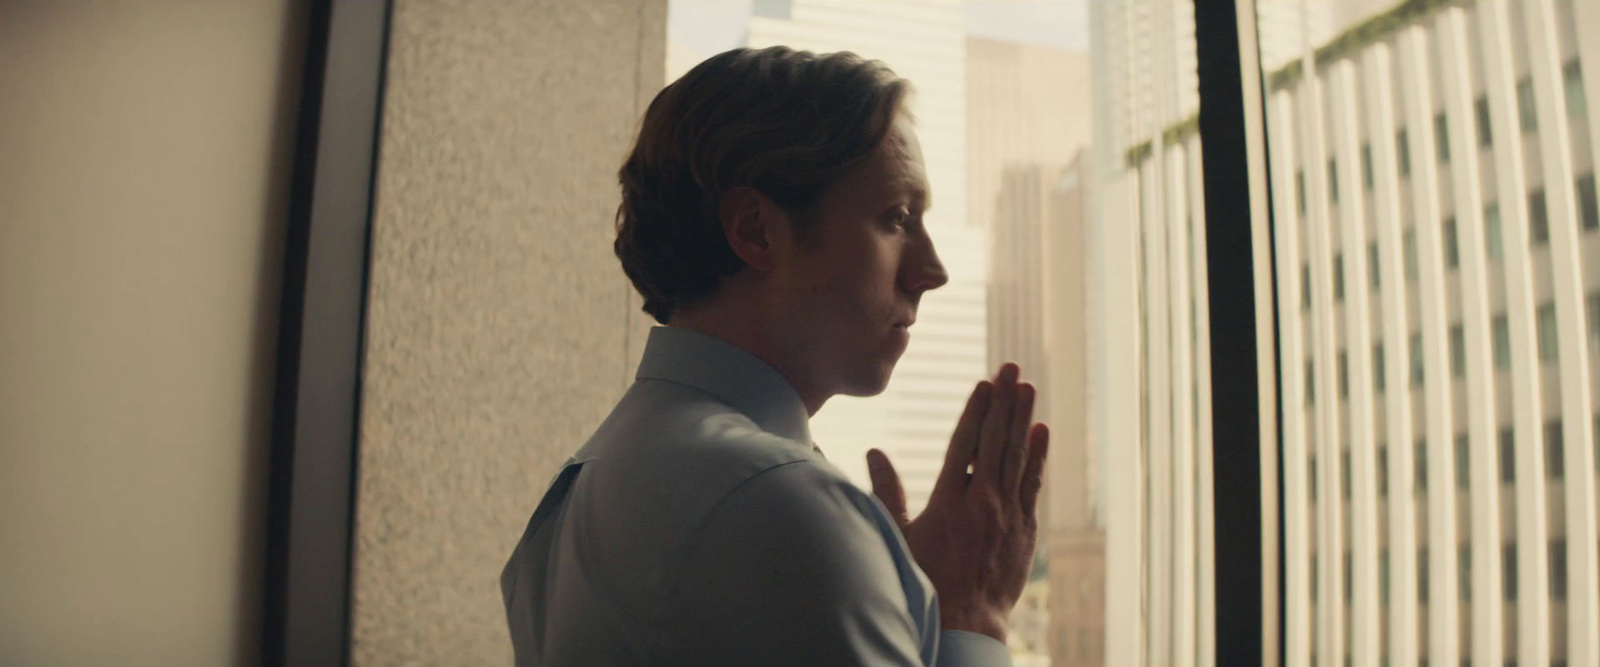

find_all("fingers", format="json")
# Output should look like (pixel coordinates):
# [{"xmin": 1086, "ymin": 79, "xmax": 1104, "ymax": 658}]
[
  {"xmin": 973, "ymin": 363, "xmax": 1019, "ymax": 488},
  {"xmin": 931, "ymin": 380, "xmax": 993, "ymax": 500},
  {"xmin": 1019, "ymin": 424, "xmax": 1049, "ymax": 520},
  {"xmin": 866, "ymin": 449, "xmax": 910, "ymax": 528},
  {"xmin": 999, "ymin": 382, "xmax": 1036, "ymax": 495}
]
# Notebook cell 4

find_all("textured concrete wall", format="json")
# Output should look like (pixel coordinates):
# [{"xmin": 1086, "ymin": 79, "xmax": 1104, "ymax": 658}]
[{"xmin": 350, "ymin": 1, "xmax": 664, "ymax": 664}]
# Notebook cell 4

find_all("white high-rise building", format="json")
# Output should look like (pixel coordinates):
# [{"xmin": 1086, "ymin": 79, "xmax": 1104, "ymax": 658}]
[
  {"xmin": 1093, "ymin": 1, "xmax": 1600, "ymax": 666},
  {"xmin": 746, "ymin": 0, "xmax": 986, "ymax": 515}
]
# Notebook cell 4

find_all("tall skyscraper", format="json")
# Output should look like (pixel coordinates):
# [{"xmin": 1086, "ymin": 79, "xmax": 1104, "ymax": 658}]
[
  {"xmin": 745, "ymin": 0, "xmax": 986, "ymax": 516},
  {"xmin": 1092, "ymin": 1, "xmax": 1600, "ymax": 666}
]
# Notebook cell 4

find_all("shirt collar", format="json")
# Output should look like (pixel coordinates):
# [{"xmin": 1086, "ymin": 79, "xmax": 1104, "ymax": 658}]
[{"xmin": 634, "ymin": 326, "xmax": 813, "ymax": 446}]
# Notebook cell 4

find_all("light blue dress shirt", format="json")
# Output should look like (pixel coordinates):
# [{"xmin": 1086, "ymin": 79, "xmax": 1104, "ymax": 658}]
[{"xmin": 501, "ymin": 325, "xmax": 1013, "ymax": 666}]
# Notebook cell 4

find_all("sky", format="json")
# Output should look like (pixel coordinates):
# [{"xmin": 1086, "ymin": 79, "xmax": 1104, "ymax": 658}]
[{"xmin": 667, "ymin": 0, "xmax": 1092, "ymax": 65}]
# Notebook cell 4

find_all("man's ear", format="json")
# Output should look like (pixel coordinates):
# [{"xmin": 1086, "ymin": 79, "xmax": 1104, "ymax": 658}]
[{"xmin": 718, "ymin": 186, "xmax": 782, "ymax": 272}]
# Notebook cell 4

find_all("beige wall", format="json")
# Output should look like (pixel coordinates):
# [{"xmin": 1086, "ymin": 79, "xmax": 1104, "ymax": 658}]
[
  {"xmin": 349, "ymin": 1, "xmax": 664, "ymax": 664},
  {"xmin": 0, "ymin": 2, "xmax": 308, "ymax": 666}
]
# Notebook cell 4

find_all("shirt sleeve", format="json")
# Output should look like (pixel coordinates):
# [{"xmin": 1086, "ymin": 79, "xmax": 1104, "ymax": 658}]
[
  {"xmin": 664, "ymin": 461, "xmax": 933, "ymax": 666},
  {"xmin": 936, "ymin": 630, "xmax": 1014, "ymax": 667}
]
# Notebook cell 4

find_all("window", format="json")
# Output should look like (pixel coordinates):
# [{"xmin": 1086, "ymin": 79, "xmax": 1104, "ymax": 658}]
[
  {"xmin": 1415, "ymin": 438, "xmax": 1428, "ymax": 492},
  {"xmin": 1379, "ymin": 549, "xmax": 1391, "ymax": 604},
  {"xmin": 1333, "ymin": 253, "xmax": 1345, "ymax": 301},
  {"xmin": 1442, "ymin": 217, "xmax": 1459, "ymax": 268},
  {"xmin": 1410, "ymin": 332, "xmax": 1424, "ymax": 386},
  {"xmin": 1373, "ymin": 343, "xmax": 1386, "ymax": 393},
  {"xmin": 1368, "ymin": 242, "xmax": 1380, "ymax": 289},
  {"xmin": 1458, "ymin": 545, "xmax": 1471, "ymax": 601},
  {"xmin": 1499, "ymin": 427, "xmax": 1515, "ymax": 484},
  {"xmin": 1377, "ymin": 444, "xmax": 1389, "ymax": 496},
  {"xmin": 1528, "ymin": 188, "xmax": 1549, "ymax": 245},
  {"xmin": 1311, "ymin": 553, "xmax": 1319, "ymax": 601},
  {"xmin": 1550, "ymin": 539, "xmax": 1568, "ymax": 600},
  {"xmin": 1418, "ymin": 546, "xmax": 1430, "ymax": 601},
  {"xmin": 1449, "ymin": 324, "xmax": 1465, "ymax": 377},
  {"xmin": 1537, "ymin": 302, "xmax": 1558, "ymax": 362},
  {"xmin": 1474, "ymin": 96, "xmax": 1492, "ymax": 147},
  {"xmin": 1567, "ymin": 60, "xmax": 1588, "ymax": 125},
  {"xmin": 1493, "ymin": 314, "xmax": 1511, "ymax": 369},
  {"xmin": 1340, "ymin": 448, "xmax": 1351, "ymax": 500},
  {"xmin": 1588, "ymin": 291, "xmax": 1600, "ymax": 350},
  {"xmin": 1296, "ymin": 169, "xmax": 1307, "ymax": 216},
  {"xmin": 1454, "ymin": 434, "xmax": 1468, "ymax": 490},
  {"xmin": 1305, "ymin": 359, "xmax": 1316, "ymax": 406},
  {"xmin": 1403, "ymin": 230, "xmax": 1419, "ymax": 281},
  {"xmin": 1545, "ymin": 419, "xmax": 1565, "ymax": 480},
  {"xmin": 1517, "ymin": 76, "xmax": 1538, "ymax": 133},
  {"xmin": 1328, "ymin": 159, "xmax": 1339, "ymax": 204},
  {"xmin": 1434, "ymin": 113, "xmax": 1450, "ymax": 163},
  {"xmin": 1396, "ymin": 128, "xmax": 1411, "ymax": 177},
  {"xmin": 1342, "ymin": 551, "xmax": 1352, "ymax": 602},
  {"xmin": 1361, "ymin": 143, "xmax": 1374, "ymax": 191},
  {"xmin": 1309, "ymin": 454, "xmax": 1318, "ymax": 501},
  {"xmin": 1301, "ymin": 262, "xmax": 1312, "ymax": 310},
  {"xmin": 1337, "ymin": 350, "xmax": 1349, "ymax": 399},
  {"xmin": 1503, "ymin": 544, "xmax": 1517, "ymax": 600},
  {"xmin": 1578, "ymin": 173, "xmax": 1598, "ymax": 231},
  {"xmin": 1484, "ymin": 203, "xmax": 1503, "ymax": 258}
]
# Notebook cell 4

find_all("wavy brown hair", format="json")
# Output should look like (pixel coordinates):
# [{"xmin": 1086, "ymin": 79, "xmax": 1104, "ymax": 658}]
[{"xmin": 614, "ymin": 46, "xmax": 910, "ymax": 324}]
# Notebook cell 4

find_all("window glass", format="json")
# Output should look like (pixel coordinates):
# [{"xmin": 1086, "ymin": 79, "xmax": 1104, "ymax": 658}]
[
  {"xmin": 1449, "ymin": 325, "xmax": 1465, "ymax": 377},
  {"xmin": 1499, "ymin": 427, "xmax": 1515, "ymax": 484},
  {"xmin": 1538, "ymin": 302, "xmax": 1559, "ymax": 362},
  {"xmin": 1403, "ymin": 229, "xmax": 1419, "ymax": 281},
  {"xmin": 1566, "ymin": 60, "xmax": 1588, "ymax": 123},
  {"xmin": 1453, "ymin": 434, "xmax": 1469, "ymax": 490},
  {"xmin": 1546, "ymin": 419, "xmax": 1565, "ymax": 480},
  {"xmin": 1484, "ymin": 203, "xmax": 1503, "ymax": 259},
  {"xmin": 1396, "ymin": 128, "xmax": 1411, "ymax": 177},
  {"xmin": 1578, "ymin": 173, "xmax": 1598, "ymax": 231},
  {"xmin": 1475, "ymin": 96, "xmax": 1493, "ymax": 147},
  {"xmin": 1435, "ymin": 113, "xmax": 1450, "ymax": 163},
  {"xmin": 1493, "ymin": 314, "xmax": 1512, "ymax": 369},
  {"xmin": 1518, "ymin": 76, "xmax": 1538, "ymax": 133},
  {"xmin": 1529, "ymin": 188, "xmax": 1550, "ymax": 244},
  {"xmin": 1373, "ymin": 343, "xmax": 1385, "ymax": 393},
  {"xmin": 1442, "ymin": 217, "xmax": 1459, "ymax": 268}
]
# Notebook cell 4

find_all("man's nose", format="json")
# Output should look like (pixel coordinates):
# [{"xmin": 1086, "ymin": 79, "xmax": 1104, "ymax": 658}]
[{"xmin": 905, "ymin": 242, "xmax": 949, "ymax": 294}]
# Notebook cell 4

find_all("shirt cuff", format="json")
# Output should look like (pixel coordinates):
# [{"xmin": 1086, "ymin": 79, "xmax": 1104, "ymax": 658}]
[{"xmin": 934, "ymin": 630, "xmax": 1013, "ymax": 667}]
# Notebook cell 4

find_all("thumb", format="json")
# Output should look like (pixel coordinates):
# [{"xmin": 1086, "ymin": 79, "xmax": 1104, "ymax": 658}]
[{"xmin": 867, "ymin": 449, "xmax": 910, "ymax": 527}]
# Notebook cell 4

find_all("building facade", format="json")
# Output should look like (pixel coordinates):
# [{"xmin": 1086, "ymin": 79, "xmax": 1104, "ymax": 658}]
[{"xmin": 1096, "ymin": 0, "xmax": 1600, "ymax": 666}]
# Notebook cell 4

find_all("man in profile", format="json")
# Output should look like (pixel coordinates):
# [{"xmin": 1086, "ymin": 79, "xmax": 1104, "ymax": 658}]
[{"xmin": 502, "ymin": 46, "xmax": 1051, "ymax": 667}]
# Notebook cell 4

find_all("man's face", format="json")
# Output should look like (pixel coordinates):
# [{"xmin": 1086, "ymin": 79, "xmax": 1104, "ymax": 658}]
[{"xmin": 765, "ymin": 114, "xmax": 949, "ymax": 398}]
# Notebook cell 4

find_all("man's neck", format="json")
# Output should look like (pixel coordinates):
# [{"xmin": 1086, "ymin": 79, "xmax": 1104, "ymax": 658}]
[{"xmin": 666, "ymin": 310, "xmax": 827, "ymax": 417}]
